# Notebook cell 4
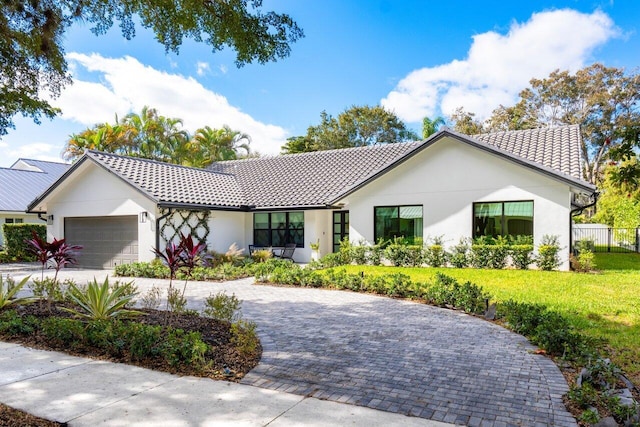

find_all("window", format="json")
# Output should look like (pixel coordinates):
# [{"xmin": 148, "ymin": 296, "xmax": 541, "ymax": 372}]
[
  {"xmin": 4, "ymin": 218, "xmax": 23, "ymax": 224},
  {"xmin": 374, "ymin": 205, "xmax": 423, "ymax": 244},
  {"xmin": 333, "ymin": 211, "xmax": 349, "ymax": 253},
  {"xmin": 253, "ymin": 212, "xmax": 304, "ymax": 247},
  {"xmin": 473, "ymin": 201, "xmax": 533, "ymax": 239}
]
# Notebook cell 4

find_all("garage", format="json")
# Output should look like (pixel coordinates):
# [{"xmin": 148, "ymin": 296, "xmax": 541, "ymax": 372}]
[{"xmin": 65, "ymin": 216, "xmax": 138, "ymax": 269}]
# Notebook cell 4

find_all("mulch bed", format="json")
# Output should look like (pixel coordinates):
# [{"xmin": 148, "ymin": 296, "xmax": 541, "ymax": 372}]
[{"xmin": 0, "ymin": 302, "xmax": 262, "ymax": 425}]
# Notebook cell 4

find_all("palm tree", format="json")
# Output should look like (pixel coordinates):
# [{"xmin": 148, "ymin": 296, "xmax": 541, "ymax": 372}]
[
  {"xmin": 422, "ymin": 116, "xmax": 446, "ymax": 139},
  {"xmin": 189, "ymin": 126, "xmax": 251, "ymax": 167}
]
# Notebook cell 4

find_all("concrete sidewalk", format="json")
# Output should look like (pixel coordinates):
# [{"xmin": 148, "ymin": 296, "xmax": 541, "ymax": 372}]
[{"xmin": 0, "ymin": 342, "xmax": 454, "ymax": 427}]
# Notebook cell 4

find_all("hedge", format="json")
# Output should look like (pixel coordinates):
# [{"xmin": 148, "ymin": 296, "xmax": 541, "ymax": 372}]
[{"xmin": 2, "ymin": 223, "xmax": 46, "ymax": 261}]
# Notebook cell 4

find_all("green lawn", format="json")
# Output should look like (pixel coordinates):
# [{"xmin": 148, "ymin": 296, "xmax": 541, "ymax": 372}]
[{"xmin": 340, "ymin": 252, "xmax": 640, "ymax": 383}]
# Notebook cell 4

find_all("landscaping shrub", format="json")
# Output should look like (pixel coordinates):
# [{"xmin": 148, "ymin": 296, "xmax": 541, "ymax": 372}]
[
  {"xmin": 203, "ymin": 292, "xmax": 242, "ymax": 323},
  {"xmin": 423, "ymin": 273, "xmax": 489, "ymax": 314},
  {"xmin": 2, "ymin": 223, "xmax": 45, "ymax": 261},
  {"xmin": 316, "ymin": 252, "xmax": 346, "ymax": 268},
  {"xmin": 367, "ymin": 239, "xmax": 385, "ymax": 266},
  {"xmin": 572, "ymin": 240, "xmax": 596, "ymax": 272},
  {"xmin": 449, "ymin": 238, "xmax": 470, "ymax": 268},
  {"xmin": 385, "ymin": 241, "xmax": 423, "ymax": 267},
  {"xmin": 0, "ymin": 250, "xmax": 15, "ymax": 263},
  {"xmin": 0, "ymin": 310, "xmax": 37, "ymax": 335},
  {"xmin": 350, "ymin": 244, "xmax": 368, "ymax": 265},
  {"xmin": 64, "ymin": 277, "xmax": 142, "ymax": 320},
  {"xmin": 162, "ymin": 328, "xmax": 208, "ymax": 367},
  {"xmin": 498, "ymin": 299, "xmax": 597, "ymax": 360},
  {"xmin": 536, "ymin": 234, "xmax": 561, "ymax": 271},
  {"xmin": 510, "ymin": 244, "xmax": 534, "ymax": 269},
  {"xmin": 231, "ymin": 319, "xmax": 260, "ymax": 358}
]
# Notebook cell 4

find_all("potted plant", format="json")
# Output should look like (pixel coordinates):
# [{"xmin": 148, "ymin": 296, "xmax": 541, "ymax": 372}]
[{"xmin": 310, "ymin": 239, "xmax": 320, "ymax": 261}]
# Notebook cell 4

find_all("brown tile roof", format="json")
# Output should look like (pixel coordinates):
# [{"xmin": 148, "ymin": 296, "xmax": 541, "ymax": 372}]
[
  {"xmin": 88, "ymin": 151, "xmax": 246, "ymax": 208},
  {"xmin": 473, "ymin": 125, "xmax": 584, "ymax": 180},
  {"xmin": 208, "ymin": 142, "xmax": 422, "ymax": 208}
]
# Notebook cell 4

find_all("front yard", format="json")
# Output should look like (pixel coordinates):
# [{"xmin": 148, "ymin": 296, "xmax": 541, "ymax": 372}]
[{"xmin": 339, "ymin": 252, "xmax": 640, "ymax": 384}]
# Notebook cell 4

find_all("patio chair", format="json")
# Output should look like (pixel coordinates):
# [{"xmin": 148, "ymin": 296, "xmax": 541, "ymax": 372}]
[
  {"xmin": 248, "ymin": 245, "xmax": 256, "ymax": 256},
  {"xmin": 274, "ymin": 243, "xmax": 296, "ymax": 260}
]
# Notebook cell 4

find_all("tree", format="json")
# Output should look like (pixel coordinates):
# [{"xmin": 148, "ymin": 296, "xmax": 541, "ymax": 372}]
[
  {"xmin": 188, "ymin": 126, "xmax": 251, "ymax": 167},
  {"xmin": 421, "ymin": 116, "xmax": 446, "ymax": 139},
  {"xmin": 0, "ymin": 1, "xmax": 303, "ymax": 137},
  {"xmin": 449, "ymin": 107, "xmax": 484, "ymax": 135},
  {"xmin": 281, "ymin": 105, "xmax": 418, "ymax": 154},
  {"xmin": 63, "ymin": 106, "xmax": 251, "ymax": 167},
  {"xmin": 464, "ymin": 64, "xmax": 640, "ymax": 184},
  {"xmin": 592, "ymin": 161, "xmax": 640, "ymax": 228}
]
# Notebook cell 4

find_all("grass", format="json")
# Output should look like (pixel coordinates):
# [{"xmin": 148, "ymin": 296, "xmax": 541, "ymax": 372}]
[{"xmin": 340, "ymin": 252, "xmax": 640, "ymax": 383}]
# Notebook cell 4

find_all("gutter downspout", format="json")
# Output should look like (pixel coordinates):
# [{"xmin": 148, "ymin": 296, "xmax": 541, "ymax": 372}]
[
  {"xmin": 569, "ymin": 192, "xmax": 599, "ymax": 255},
  {"xmin": 37, "ymin": 213, "xmax": 47, "ymax": 222},
  {"xmin": 155, "ymin": 208, "xmax": 173, "ymax": 254}
]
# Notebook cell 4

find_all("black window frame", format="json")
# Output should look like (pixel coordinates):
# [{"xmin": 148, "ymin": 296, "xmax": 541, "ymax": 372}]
[
  {"xmin": 374, "ymin": 205, "xmax": 423, "ymax": 244},
  {"xmin": 472, "ymin": 200, "xmax": 534, "ymax": 239},
  {"xmin": 253, "ymin": 211, "xmax": 305, "ymax": 248}
]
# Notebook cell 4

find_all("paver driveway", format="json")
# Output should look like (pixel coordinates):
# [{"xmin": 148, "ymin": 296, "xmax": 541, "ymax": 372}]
[{"xmin": 11, "ymin": 269, "xmax": 577, "ymax": 426}]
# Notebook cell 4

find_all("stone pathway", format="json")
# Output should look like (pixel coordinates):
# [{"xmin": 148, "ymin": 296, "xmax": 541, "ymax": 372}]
[{"xmin": 7, "ymin": 268, "xmax": 578, "ymax": 426}]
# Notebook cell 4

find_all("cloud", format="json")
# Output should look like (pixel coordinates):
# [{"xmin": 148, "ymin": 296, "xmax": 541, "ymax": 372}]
[
  {"xmin": 196, "ymin": 61, "xmax": 210, "ymax": 76},
  {"xmin": 1, "ymin": 143, "xmax": 62, "ymax": 164},
  {"xmin": 381, "ymin": 9, "xmax": 620, "ymax": 123},
  {"xmin": 218, "ymin": 64, "xmax": 228, "ymax": 75},
  {"xmin": 53, "ymin": 53, "xmax": 288, "ymax": 155}
]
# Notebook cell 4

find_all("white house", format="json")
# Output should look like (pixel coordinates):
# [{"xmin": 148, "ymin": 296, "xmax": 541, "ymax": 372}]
[
  {"xmin": 27, "ymin": 126, "xmax": 595, "ymax": 270},
  {"xmin": 0, "ymin": 159, "xmax": 70, "ymax": 247}
]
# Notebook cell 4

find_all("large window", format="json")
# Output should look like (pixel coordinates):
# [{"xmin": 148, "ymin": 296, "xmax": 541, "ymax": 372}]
[
  {"xmin": 473, "ymin": 201, "xmax": 533, "ymax": 239},
  {"xmin": 253, "ymin": 212, "xmax": 304, "ymax": 247},
  {"xmin": 374, "ymin": 205, "xmax": 423, "ymax": 244}
]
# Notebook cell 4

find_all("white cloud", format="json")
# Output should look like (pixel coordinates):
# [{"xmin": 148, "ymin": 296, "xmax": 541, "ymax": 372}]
[
  {"xmin": 1, "ymin": 143, "xmax": 61, "ymax": 164},
  {"xmin": 218, "ymin": 64, "xmax": 228, "ymax": 75},
  {"xmin": 381, "ymin": 9, "xmax": 620, "ymax": 123},
  {"xmin": 53, "ymin": 53, "xmax": 288, "ymax": 155},
  {"xmin": 196, "ymin": 61, "xmax": 210, "ymax": 76}
]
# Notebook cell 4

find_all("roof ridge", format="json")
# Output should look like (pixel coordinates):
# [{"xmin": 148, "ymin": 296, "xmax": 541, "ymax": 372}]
[
  {"xmin": 16, "ymin": 158, "xmax": 69, "ymax": 165},
  {"xmin": 215, "ymin": 140, "xmax": 423, "ymax": 166},
  {"xmin": 86, "ymin": 150, "xmax": 237, "ymax": 178},
  {"xmin": 475, "ymin": 124, "xmax": 580, "ymax": 137}
]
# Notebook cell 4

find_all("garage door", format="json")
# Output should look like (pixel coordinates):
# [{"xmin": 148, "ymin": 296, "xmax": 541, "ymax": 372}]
[{"xmin": 65, "ymin": 216, "xmax": 138, "ymax": 269}]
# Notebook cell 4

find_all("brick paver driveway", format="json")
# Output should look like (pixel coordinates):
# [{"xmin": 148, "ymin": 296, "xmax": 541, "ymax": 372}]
[{"xmin": 10, "ymin": 269, "xmax": 577, "ymax": 426}]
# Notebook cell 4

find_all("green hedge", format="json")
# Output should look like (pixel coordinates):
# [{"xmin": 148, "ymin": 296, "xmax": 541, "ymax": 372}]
[{"xmin": 2, "ymin": 223, "xmax": 46, "ymax": 261}]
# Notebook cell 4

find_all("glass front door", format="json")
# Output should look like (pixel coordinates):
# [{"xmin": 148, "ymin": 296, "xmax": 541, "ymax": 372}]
[{"xmin": 333, "ymin": 211, "xmax": 349, "ymax": 252}]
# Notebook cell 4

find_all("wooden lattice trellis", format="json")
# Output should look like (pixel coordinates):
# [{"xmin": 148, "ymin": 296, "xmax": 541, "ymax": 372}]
[{"xmin": 159, "ymin": 209, "xmax": 210, "ymax": 249}]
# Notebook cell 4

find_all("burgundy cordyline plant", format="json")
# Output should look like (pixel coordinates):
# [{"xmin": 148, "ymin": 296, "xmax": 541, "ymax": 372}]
[
  {"xmin": 26, "ymin": 231, "xmax": 82, "ymax": 282},
  {"xmin": 152, "ymin": 233, "xmax": 207, "ymax": 310}
]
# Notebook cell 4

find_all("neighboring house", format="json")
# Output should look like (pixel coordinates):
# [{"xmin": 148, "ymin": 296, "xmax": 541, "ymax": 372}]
[
  {"xmin": 0, "ymin": 159, "xmax": 70, "ymax": 247},
  {"xmin": 28, "ymin": 125, "xmax": 595, "ymax": 270}
]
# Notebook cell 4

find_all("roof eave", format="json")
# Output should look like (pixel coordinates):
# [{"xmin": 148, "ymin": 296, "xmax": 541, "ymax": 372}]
[{"xmin": 158, "ymin": 202, "xmax": 249, "ymax": 212}]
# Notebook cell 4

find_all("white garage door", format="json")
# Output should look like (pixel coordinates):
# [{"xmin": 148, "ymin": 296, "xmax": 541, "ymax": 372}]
[{"xmin": 65, "ymin": 216, "xmax": 138, "ymax": 269}]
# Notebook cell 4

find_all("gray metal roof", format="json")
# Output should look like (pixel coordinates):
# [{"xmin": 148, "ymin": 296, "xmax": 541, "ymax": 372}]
[
  {"xmin": 10, "ymin": 159, "xmax": 71, "ymax": 176},
  {"xmin": 208, "ymin": 142, "xmax": 421, "ymax": 208},
  {"xmin": 87, "ymin": 151, "xmax": 246, "ymax": 208},
  {"xmin": 0, "ymin": 160, "xmax": 70, "ymax": 212},
  {"xmin": 473, "ymin": 125, "xmax": 584, "ymax": 180}
]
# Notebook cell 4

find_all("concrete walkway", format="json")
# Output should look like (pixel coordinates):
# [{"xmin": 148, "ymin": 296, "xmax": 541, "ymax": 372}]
[{"xmin": 3, "ymin": 268, "xmax": 578, "ymax": 426}]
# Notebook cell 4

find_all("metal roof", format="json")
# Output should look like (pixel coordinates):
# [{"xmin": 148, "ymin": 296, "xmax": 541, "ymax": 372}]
[{"xmin": 0, "ymin": 160, "xmax": 70, "ymax": 212}]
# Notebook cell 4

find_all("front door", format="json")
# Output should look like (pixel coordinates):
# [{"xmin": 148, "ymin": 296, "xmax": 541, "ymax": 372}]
[{"xmin": 332, "ymin": 211, "xmax": 349, "ymax": 252}]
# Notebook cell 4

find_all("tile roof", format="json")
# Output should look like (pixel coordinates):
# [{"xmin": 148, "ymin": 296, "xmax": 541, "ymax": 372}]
[
  {"xmin": 88, "ymin": 151, "xmax": 246, "ymax": 208},
  {"xmin": 473, "ymin": 125, "xmax": 584, "ymax": 180},
  {"xmin": 28, "ymin": 125, "xmax": 591, "ymax": 212},
  {"xmin": 0, "ymin": 161, "xmax": 70, "ymax": 212},
  {"xmin": 208, "ymin": 142, "xmax": 422, "ymax": 208}
]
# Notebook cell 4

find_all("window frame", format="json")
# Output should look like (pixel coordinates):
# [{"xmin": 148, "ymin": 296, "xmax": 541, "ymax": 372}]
[
  {"xmin": 472, "ymin": 200, "xmax": 534, "ymax": 239},
  {"xmin": 253, "ymin": 211, "xmax": 305, "ymax": 248},
  {"xmin": 373, "ymin": 204, "xmax": 423, "ymax": 244}
]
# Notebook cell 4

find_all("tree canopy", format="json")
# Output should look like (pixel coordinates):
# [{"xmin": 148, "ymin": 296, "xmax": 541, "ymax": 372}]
[
  {"xmin": 421, "ymin": 116, "xmax": 446, "ymax": 139},
  {"xmin": 0, "ymin": 0, "xmax": 303, "ymax": 137},
  {"xmin": 281, "ymin": 105, "xmax": 419, "ymax": 154},
  {"xmin": 449, "ymin": 64, "xmax": 640, "ymax": 185},
  {"xmin": 63, "ymin": 106, "xmax": 251, "ymax": 168}
]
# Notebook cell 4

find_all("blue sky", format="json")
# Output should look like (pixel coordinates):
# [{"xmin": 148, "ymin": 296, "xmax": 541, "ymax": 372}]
[{"xmin": 0, "ymin": 0, "xmax": 638, "ymax": 166}]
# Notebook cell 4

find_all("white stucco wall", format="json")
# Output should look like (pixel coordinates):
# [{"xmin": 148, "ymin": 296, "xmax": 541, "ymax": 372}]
[
  {"xmin": 44, "ymin": 163, "xmax": 157, "ymax": 262},
  {"xmin": 207, "ymin": 211, "xmax": 248, "ymax": 254},
  {"xmin": 339, "ymin": 137, "xmax": 574, "ymax": 270}
]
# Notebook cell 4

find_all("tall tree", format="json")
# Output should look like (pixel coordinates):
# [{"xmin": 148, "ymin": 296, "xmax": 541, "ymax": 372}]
[
  {"xmin": 282, "ymin": 105, "xmax": 418, "ymax": 154},
  {"xmin": 449, "ymin": 107, "xmax": 484, "ymax": 135},
  {"xmin": 188, "ymin": 126, "xmax": 251, "ymax": 167},
  {"xmin": 0, "ymin": 1, "xmax": 303, "ymax": 137},
  {"xmin": 63, "ymin": 106, "xmax": 251, "ymax": 167},
  {"xmin": 421, "ymin": 116, "xmax": 446, "ymax": 139}
]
